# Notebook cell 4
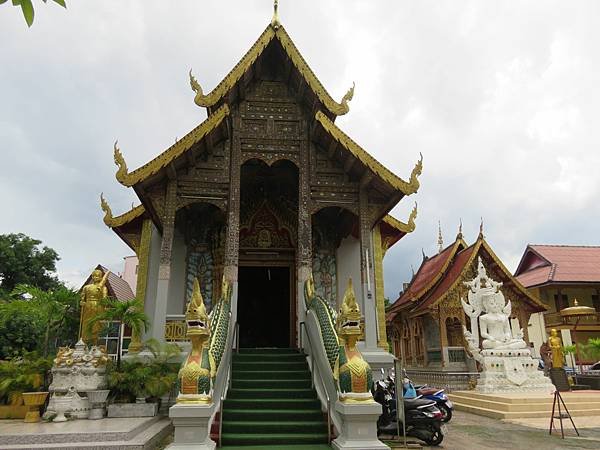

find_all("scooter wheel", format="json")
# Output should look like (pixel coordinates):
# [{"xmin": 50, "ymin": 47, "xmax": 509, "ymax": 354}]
[
  {"xmin": 424, "ymin": 423, "xmax": 444, "ymax": 446},
  {"xmin": 440, "ymin": 403, "xmax": 453, "ymax": 423}
]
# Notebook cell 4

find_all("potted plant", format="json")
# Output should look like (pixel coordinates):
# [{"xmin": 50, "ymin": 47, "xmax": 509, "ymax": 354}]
[{"xmin": 0, "ymin": 354, "xmax": 52, "ymax": 422}]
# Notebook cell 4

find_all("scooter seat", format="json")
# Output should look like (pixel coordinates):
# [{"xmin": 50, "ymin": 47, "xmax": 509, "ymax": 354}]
[
  {"xmin": 403, "ymin": 397, "xmax": 436, "ymax": 410},
  {"xmin": 417, "ymin": 388, "xmax": 439, "ymax": 396}
]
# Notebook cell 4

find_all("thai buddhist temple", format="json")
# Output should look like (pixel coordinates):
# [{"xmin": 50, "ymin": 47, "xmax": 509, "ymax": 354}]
[
  {"xmin": 386, "ymin": 227, "xmax": 546, "ymax": 378},
  {"xmin": 99, "ymin": 7, "xmax": 421, "ymax": 368},
  {"xmin": 514, "ymin": 245, "xmax": 600, "ymax": 364}
]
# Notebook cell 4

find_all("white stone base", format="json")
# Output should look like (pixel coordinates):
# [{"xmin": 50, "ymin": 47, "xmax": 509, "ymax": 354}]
[
  {"xmin": 476, "ymin": 349, "xmax": 554, "ymax": 394},
  {"xmin": 166, "ymin": 403, "xmax": 216, "ymax": 450},
  {"xmin": 331, "ymin": 400, "xmax": 389, "ymax": 450}
]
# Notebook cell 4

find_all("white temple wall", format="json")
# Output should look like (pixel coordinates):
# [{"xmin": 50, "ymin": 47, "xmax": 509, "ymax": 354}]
[
  {"xmin": 167, "ymin": 230, "xmax": 187, "ymax": 315},
  {"xmin": 143, "ymin": 223, "xmax": 162, "ymax": 341},
  {"xmin": 336, "ymin": 236, "xmax": 361, "ymax": 308}
]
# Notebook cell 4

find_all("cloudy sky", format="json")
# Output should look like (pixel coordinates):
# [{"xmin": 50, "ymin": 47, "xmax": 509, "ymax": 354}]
[{"xmin": 1, "ymin": 0, "xmax": 598, "ymax": 301}]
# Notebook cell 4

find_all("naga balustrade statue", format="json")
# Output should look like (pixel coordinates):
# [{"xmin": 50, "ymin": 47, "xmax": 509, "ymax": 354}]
[
  {"xmin": 176, "ymin": 276, "xmax": 231, "ymax": 404},
  {"xmin": 304, "ymin": 274, "xmax": 374, "ymax": 403}
]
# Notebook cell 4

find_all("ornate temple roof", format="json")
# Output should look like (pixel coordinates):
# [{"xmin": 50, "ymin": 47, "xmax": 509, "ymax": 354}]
[
  {"xmin": 314, "ymin": 111, "xmax": 422, "ymax": 196},
  {"xmin": 189, "ymin": 24, "xmax": 354, "ymax": 118},
  {"xmin": 386, "ymin": 233, "xmax": 546, "ymax": 322},
  {"xmin": 515, "ymin": 244, "xmax": 600, "ymax": 287}
]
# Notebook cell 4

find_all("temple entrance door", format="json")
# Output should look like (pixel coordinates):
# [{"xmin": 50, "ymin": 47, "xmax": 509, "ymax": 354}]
[{"xmin": 238, "ymin": 266, "xmax": 291, "ymax": 348}]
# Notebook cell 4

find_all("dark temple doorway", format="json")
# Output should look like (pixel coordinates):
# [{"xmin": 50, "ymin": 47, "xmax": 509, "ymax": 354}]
[{"xmin": 238, "ymin": 266, "xmax": 290, "ymax": 348}]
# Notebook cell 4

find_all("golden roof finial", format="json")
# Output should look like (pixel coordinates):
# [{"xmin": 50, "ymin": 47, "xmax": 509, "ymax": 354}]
[
  {"xmin": 189, "ymin": 69, "xmax": 209, "ymax": 107},
  {"xmin": 479, "ymin": 217, "xmax": 484, "ymax": 237},
  {"xmin": 458, "ymin": 218, "xmax": 463, "ymax": 239},
  {"xmin": 271, "ymin": 0, "xmax": 281, "ymax": 29},
  {"xmin": 113, "ymin": 141, "xmax": 129, "ymax": 184},
  {"xmin": 437, "ymin": 221, "xmax": 444, "ymax": 253},
  {"xmin": 100, "ymin": 193, "xmax": 113, "ymax": 226}
]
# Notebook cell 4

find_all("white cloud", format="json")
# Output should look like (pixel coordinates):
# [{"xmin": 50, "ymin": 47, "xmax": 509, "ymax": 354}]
[{"xmin": 1, "ymin": 0, "xmax": 598, "ymax": 302}]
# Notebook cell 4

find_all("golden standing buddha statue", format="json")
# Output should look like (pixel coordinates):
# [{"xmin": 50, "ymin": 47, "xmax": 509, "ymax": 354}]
[
  {"xmin": 79, "ymin": 269, "xmax": 109, "ymax": 344},
  {"xmin": 548, "ymin": 328, "xmax": 565, "ymax": 369}
]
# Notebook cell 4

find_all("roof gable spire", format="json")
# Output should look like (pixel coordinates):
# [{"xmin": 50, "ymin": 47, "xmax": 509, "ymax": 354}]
[
  {"xmin": 271, "ymin": 0, "xmax": 281, "ymax": 29},
  {"xmin": 437, "ymin": 221, "xmax": 444, "ymax": 253}
]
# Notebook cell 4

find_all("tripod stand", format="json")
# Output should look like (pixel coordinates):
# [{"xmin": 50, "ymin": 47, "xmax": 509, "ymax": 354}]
[{"xmin": 548, "ymin": 390, "xmax": 579, "ymax": 439}]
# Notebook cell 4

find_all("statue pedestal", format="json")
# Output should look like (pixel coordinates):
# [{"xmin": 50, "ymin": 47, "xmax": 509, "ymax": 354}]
[
  {"xmin": 331, "ymin": 400, "xmax": 388, "ymax": 450},
  {"xmin": 477, "ymin": 349, "xmax": 554, "ymax": 393},
  {"xmin": 166, "ymin": 403, "xmax": 216, "ymax": 450}
]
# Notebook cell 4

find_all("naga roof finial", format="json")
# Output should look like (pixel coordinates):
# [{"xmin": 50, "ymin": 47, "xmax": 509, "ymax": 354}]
[
  {"xmin": 271, "ymin": 0, "xmax": 281, "ymax": 29},
  {"xmin": 338, "ymin": 82, "xmax": 355, "ymax": 114},
  {"xmin": 437, "ymin": 221, "xmax": 444, "ymax": 254},
  {"xmin": 100, "ymin": 193, "xmax": 113, "ymax": 226},
  {"xmin": 113, "ymin": 141, "xmax": 129, "ymax": 184},
  {"xmin": 189, "ymin": 69, "xmax": 209, "ymax": 107},
  {"xmin": 479, "ymin": 217, "xmax": 484, "ymax": 237},
  {"xmin": 458, "ymin": 218, "xmax": 463, "ymax": 239}
]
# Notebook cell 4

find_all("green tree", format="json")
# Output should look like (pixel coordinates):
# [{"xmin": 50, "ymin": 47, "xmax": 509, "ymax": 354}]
[
  {"xmin": 0, "ymin": 233, "xmax": 61, "ymax": 295},
  {"xmin": 1, "ymin": 0, "xmax": 66, "ymax": 27},
  {"xmin": 0, "ymin": 298, "xmax": 45, "ymax": 359},
  {"xmin": 0, "ymin": 284, "xmax": 79, "ymax": 358},
  {"xmin": 87, "ymin": 298, "xmax": 150, "ymax": 369}
]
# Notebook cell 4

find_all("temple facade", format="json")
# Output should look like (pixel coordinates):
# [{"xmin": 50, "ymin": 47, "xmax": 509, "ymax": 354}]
[
  {"xmin": 386, "ymin": 229, "xmax": 546, "ymax": 374},
  {"xmin": 99, "ymin": 17, "xmax": 421, "ymax": 364}
]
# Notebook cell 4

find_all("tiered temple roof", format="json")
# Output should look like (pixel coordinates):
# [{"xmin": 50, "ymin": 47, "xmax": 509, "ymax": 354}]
[
  {"xmin": 101, "ymin": 15, "xmax": 421, "ymax": 252},
  {"xmin": 386, "ymin": 232, "xmax": 546, "ymax": 322}
]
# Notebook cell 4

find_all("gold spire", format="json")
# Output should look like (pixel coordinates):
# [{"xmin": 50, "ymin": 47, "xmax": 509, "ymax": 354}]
[
  {"xmin": 457, "ymin": 218, "xmax": 463, "ymax": 239},
  {"xmin": 271, "ymin": 0, "xmax": 281, "ymax": 29},
  {"xmin": 437, "ymin": 221, "xmax": 444, "ymax": 253},
  {"xmin": 479, "ymin": 217, "xmax": 484, "ymax": 237}
]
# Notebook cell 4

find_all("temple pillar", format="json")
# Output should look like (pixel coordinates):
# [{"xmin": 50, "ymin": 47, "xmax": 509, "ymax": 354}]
[
  {"xmin": 297, "ymin": 139, "xmax": 312, "ymax": 348},
  {"xmin": 358, "ymin": 189, "xmax": 377, "ymax": 350},
  {"xmin": 128, "ymin": 219, "xmax": 153, "ymax": 353},
  {"xmin": 151, "ymin": 179, "xmax": 177, "ymax": 343},
  {"xmin": 225, "ymin": 129, "xmax": 241, "ymax": 337}
]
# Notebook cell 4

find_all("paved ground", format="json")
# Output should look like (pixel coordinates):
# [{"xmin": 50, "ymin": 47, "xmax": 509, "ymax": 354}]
[{"xmin": 419, "ymin": 410, "xmax": 600, "ymax": 449}]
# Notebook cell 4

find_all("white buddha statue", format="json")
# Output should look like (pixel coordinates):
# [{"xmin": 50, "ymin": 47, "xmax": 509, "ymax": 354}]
[{"xmin": 479, "ymin": 290, "xmax": 527, "ymax": 350}]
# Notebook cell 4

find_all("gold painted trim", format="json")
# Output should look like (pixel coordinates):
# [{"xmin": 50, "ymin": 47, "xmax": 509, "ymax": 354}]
[
  {"xmin": 315, "ymin": 110, "xmax": 422, "ymax": 195},
  {"xmin": 114, "ymin": 104, "xmax": 230, "ymax": 187},
  {"xmin": 100, "ymin": 194, "xmax": 145, "ymax": 228},
  {"xmin": 373, "ymin": 225, "xmax": 388, "ymax": 350},
  {"xmin": 383, "ymin": 203, "xmax": 418, "ymax": 234},
  {"xmin": 189, "ymin": 24, "xmax": 354, "ymax": 116},
  {"xmin": 128, "ymin": 219, "xmax": 152, "ymax": 353},
  {"xmin": 479, "ymin": 238, "xmax": 547, "ymax": 310}
]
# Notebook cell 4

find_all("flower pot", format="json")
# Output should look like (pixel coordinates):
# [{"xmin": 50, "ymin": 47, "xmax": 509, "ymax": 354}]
[
  {"xmin": 22, "ymin": 392, "xmax": 49, "ymax": 423},
  {"xmin": 86, "ymin": 390, "xmax": 110, "ymax": 420},
  {"xmin": 0, "ymin": 404, "xmax": 28, "ymax": 419},
  {"xmin": 53, "ymin": 396, "xmax": 72, "ymax": 423}
]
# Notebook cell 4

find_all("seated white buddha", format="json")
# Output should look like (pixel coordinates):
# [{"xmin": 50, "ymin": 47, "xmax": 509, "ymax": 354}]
[{"xmin": 479, "ymin": 290, "xmax": 527, "ymax": 350}]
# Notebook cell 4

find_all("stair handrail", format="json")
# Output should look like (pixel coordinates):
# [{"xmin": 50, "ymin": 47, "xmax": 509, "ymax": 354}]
[
  {"xmin": 300, "ymin": 320, "xmax": 332, "ymax": 444},
  {"xmin": 214, "ymin": 317, "xmax": 237, "ymax": 448}
]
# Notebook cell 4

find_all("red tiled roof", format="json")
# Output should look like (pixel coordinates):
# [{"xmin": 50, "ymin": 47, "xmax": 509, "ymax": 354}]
[
  {"xmin": 80, "ymin": 265, "xmax": 135, "ymax": 302},
  {"xmin": 414, "ymin": 245, "xmax": 477, "ymax": 313},
  {"xmin": 515, "ymin": 245, "xmax": 600, "ymax": 286}
]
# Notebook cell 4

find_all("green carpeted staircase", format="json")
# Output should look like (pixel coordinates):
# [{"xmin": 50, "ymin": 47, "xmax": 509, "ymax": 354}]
[{"xmin": 220, "ymin": 348, "xmax": 330, "ymax": 448}]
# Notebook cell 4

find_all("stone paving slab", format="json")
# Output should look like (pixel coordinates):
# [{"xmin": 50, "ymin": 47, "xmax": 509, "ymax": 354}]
[
  {"xmin": 0, "ymin": 417, "xmax": 158, "ymax": 445},
  {"xmin": 0, "ymin": 418, "xmax": 172, "ymax": 450}
]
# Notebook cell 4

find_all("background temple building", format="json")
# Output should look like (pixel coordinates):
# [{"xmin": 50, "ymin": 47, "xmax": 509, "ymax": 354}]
[
  {"xmin": 515, "ymin": 245, "xmax": 600, "ymax": 365},
  {"xmin": 99, "ymin": 17, "xmax": 421, "ymax": 367},
  {"xmin": 386, "ymin": 228, "xmax": 546, "ymax": 377}
]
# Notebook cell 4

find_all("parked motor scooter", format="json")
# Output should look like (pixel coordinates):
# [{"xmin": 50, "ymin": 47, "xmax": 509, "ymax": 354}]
[
  {"xmin": 413, "ymin": 385, "xmax": 453, "ymax": 422},
  {"xmin": 373, "ymin": 371, "xmax": 446, "ymax": 446}
]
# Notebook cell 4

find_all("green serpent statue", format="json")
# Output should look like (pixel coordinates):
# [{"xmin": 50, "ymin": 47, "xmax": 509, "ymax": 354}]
[
  {"xmin": 176, "ymin": 276, "xmax": 231, "ymax": 404},
  {"xmin": 304, "ymin": 275, "xmax": 374, "ymax": 403}
]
